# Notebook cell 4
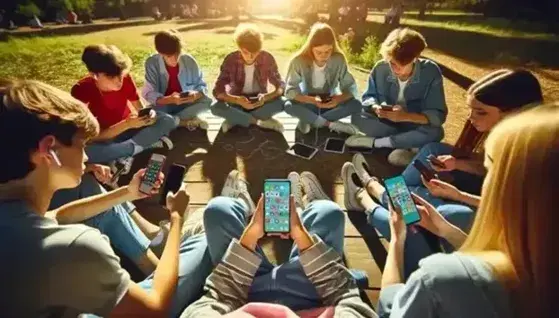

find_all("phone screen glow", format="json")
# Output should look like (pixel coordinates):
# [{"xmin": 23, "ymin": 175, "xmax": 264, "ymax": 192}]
[
  {"xmin": 264, "ymin": 181, "xmax": 290, "ymax": 233},
  {"xmin": 384, "ymin": 176, "xmax": 421, "ymax": 225}
]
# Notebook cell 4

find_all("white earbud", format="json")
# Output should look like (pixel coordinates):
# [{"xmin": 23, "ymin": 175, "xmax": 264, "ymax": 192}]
[{"xmin": 49, "ymin": 149, "xmax": 62, "ymax": 167}]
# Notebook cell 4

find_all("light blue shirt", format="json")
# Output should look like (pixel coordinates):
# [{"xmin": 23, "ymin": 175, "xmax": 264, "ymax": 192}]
[
  {"xmin": 362, "ymin": 58, "xmax": 448, "ymax": 127},
  {"xmin": 142, "ymin": 53, "xmax": 208, "ymax": 105},
  {"xmin": 285, "ymin": 52, "xmax": 359, "ymax": 99},
  {"xmin": 379, "ymin": 253, "xmax": 511, "ymax": 317}
]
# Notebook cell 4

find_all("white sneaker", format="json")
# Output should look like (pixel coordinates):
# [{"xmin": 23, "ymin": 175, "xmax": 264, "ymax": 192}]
[
  {"xmin": 257, "ymin": 118, "xmax": 284, "ymax": 133},
  {"xmin": 221, "ymin": 170, "xmax": 239, "ymax": 197},
  {"xmin": 329, "ymin": 122, "xmax": 360, "ymax": 135},
  {"xmin": 352, "ymin": 153, "xmax": 373, "ymax": 185},
  {"xmin": 345, "ymin": 135, "xmax": 374, "ymax": 149},
  {"xmin": 221, "ymin": 121, "xmax": 232, "ymax": 133},
  {"xmin": 237, "ymin": 190, "xmax": 256, "ymax": 217},
  {"xmin": 341, "ymin": 162, "xmax": 365, "ymax": 212},
  {"xmin": 388, "ymin": 149, "xmax": 419, "ymax": 167},
  {"xmin": 297, "ymin": 122, "xmax": 311, "ymax": 134},
  {"xmin": 301, "ymin": 171, "xmax": 330, "ymax": 203},
  {"xmin": 190, "ymin": 117, "xmax": 209, "ymax": 130},
  {"xmin": 150, "ymin": 136, "xmax": 174, "ymax": 150},
  {"xmin": 288, "ymin": 172, "xmax": 305, "ymax": 210}
]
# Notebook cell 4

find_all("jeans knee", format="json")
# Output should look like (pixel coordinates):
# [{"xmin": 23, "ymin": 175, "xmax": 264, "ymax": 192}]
[
  {"xmin": 344, "ymin": 98, "xmax": 363, "ymax": 112},
  {"xmin": 203, "ymin": 197, "xmax": 242, "ymax": 228},
  {"xmin": 199, "ymin": 95, "xmax": 213, "ymax": 108},
  {"xmin": 310, "ymin": 200, "xmax": 344, "ymax": 225},
  {"xmin": 210, "ymin": 101, "xmax": 227, "ymax": 115},
  {"xmin": 156, "ymin": 112, "xmax": 177, "ymax": 130}
]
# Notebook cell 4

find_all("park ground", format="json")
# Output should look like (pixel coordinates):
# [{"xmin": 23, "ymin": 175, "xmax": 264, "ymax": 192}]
[{"xmin": 1, "ymin": 13, "xmax": 558, "ymax": 306}]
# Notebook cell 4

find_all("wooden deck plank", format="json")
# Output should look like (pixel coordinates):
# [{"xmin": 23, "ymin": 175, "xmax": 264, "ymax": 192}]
[{"xmin": 345, "ymin": 237, "xmax": 383, "ymax": 289}]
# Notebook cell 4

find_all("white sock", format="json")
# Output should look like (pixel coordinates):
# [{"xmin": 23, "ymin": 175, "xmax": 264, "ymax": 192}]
[{"xmin": 374, "ymin": 137, "xmax": 394, "ymax": 148}]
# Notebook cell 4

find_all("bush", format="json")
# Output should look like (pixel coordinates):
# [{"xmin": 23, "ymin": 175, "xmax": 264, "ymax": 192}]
[
  {"xmin": 17, "ymin": 2, "xmax": 42, "ymax": 18},
  {"xmin": 340, "ymin": 35, "xmax": 381, "ymax": 70}
]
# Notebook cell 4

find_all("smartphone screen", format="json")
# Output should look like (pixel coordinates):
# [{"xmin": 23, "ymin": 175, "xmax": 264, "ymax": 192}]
[
  {"xmin": 264, "ymin": 179, "xmax": 291, "ymax": 233},
  {"xmin": 288, "ymin": 143, "xmax": 317, "ymax": 160},
  {"xmin": 384, "ymin": 175, "xmax": 421, "ymax": 225},
  {"xmin": 413, "ymin": 160, "xmax": 437, "ymax": 182},
  {"xmin": 159, "ymin": 164, "xmax": 186, "ymax": 206},
  {"xmin": 427, "ymin": 155, "xmax": 445, "ymax": 168},
  {"xmin": 380, "ymin": 105, "xmax": 394, "ymax": 111},
  {"xmin": 139, "ymin": 154, "xmax": 166, "ymax": 195},
  {"xmin": 138, "ymin": 107, "xmax": 153, "ymax": 117},
  {"xmin": 325, "ymin": 138, "xmax": 345, "ymax": 153}
]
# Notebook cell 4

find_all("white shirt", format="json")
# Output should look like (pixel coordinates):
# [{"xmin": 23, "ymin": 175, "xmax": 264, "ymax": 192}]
[
  {"xmin": 242, "ymin": 63, "xmax": 258, "ymax": 94},
  {"xmin": 397, "ymin": 78, "xmax": 409, "ymax": 106},
  {"xmin": 312, "ymin": 62, "xmax": 327, "ymax": 89}
]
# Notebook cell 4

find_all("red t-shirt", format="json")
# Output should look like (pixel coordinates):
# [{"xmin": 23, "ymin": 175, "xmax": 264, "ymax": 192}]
[
  {"xmin": 71, "ymin": 75, "xmax": 140, "ymax": 130},
  {"xmin": 164, "ymin": 64, "xmax": 182, "ymax": 95}
]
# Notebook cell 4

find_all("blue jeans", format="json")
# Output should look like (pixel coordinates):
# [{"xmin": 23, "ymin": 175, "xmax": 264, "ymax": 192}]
[
  {"xmin": 50, "ymin": 173, "xmax": 150, "ymax": 262},
  {"xmin": 284, "ymin": 98, "xmax": 362, "ymax": 127},
  {"xmin": 157, "ymin": 95, "xmax": 212, "ymax": 120},
  {"xmin": 351, "ymin": 111, "xmax": 443, "ymax": 149},
  {"xmin": 85, "ymin": 111, "xmax": 176, "ymax": 164},
  {"xmin": 138, "ymin": 233, "xmax": 212, "ymax": 317},
  {"xmin": 211, "ymin": 96, "xmax": 286, "ymax": 127},
  {"xmin": 203, "ymin": 197, "xmax": 345, "ymax": 311}
]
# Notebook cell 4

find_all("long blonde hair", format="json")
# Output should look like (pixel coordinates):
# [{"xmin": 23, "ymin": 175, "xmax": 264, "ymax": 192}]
[
  {"xmin": 461, "ymin": 103, "xmax": 558, "ymax": 317},
  {"xmin": 290, "ymin": 22, "xmax": 346, "ymax": 65}
]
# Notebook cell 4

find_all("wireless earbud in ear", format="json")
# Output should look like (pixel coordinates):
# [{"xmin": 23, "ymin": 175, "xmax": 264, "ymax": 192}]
[{"xmin": 49, "ymin": 149, "xmax": 62, "ymax": 167}]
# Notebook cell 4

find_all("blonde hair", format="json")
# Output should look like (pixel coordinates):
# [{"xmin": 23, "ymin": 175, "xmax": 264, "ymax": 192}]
[
  {"xmin": 461, "ymin": 103, "xmax": 559, "ymax": 317},
  {"xmin": 291, "ymin": 22, "xmax": 346, "ymax": 65},
  {"xmin": 380, "ymin": 28, "xmax": 426, "ymax": 65},
  {"xmin": 234, "ymin": 23, "xmax": 263, "ymax": 53}
]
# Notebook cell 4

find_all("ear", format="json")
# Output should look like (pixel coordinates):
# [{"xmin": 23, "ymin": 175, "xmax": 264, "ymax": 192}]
[{"xmin": 34, "ymin": 135, "xmax": 58, "ymax": 166}]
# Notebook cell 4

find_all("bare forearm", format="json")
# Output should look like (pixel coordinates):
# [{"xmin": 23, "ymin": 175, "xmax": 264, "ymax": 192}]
[
  {"xmin": 293, "ymin": 227, "xmax": 314, "ymax": 252},
  {"xmin": 52, "ymin": 187, "xmax": 135, "ymax": 224},
  {"xmin": 218, "ymin": 93, "xmax": 242, "ymax": 105},
  {"xmin": 455, "ymin": 158, "xmax": 486, "ymax": 176},
  {"xmin": 294, "ymin": 94, "xmax": 316, "ymax": 105},
  {"xmin": 151, "ymin": 213, "xmax": 182, "ymax": 308},
  {"xmin": 440, "ymin": 225, "xmax": 468, "ymax": 249},
  {"xmin": 93, "ymin": 121, "xmax": 130, "ymax": 141},
  {"xmin": 403, "ymin": 112, "xmax": 429, "ymax": 125},
  {"xmin": 381, "ymin": 240, "xmax": 405, "ymax": 288},
  {"xmin": 457, "ymin": 191, "xmax": 481, "ymax": 207},
  {"xmin": 337, "ymin": 92, "xmax": 353, "ymax": 103}
]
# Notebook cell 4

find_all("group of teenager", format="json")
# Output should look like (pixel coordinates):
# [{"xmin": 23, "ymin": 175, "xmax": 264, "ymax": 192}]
[{"xmin": 0, "ymin": 20, "xmax": 556, "ymax": 318}]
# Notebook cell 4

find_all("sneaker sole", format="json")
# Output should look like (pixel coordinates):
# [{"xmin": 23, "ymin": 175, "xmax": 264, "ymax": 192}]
[
  {"xmin": 288, "ymin": 172, "xmax": 305, "ymax": 209},
  {"xmin": 342, "ymin": 163, "xmax": 363, "ymax": 212},
  {"xmin": 352, "ymin": 153, "xmax": 372, "ymax": 185},
  {"xmin": 301, "ymin": 172, "xmax": 330, "ymax": 201}
]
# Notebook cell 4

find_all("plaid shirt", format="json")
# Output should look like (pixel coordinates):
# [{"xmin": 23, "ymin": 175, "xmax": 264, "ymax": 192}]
[{"xmin": 212, "ymin": 50, "xmax": 285, "ymax": 98}]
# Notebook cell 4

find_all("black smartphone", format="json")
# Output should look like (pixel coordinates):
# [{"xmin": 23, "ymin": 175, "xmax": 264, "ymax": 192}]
[
  {"xmin": 286, "ymin": 143, "xmax": 318, "ymax": 160},
  {"xmin": 380, "ymin": 105, "xmax": 394, "ymax": 111},
  {"xmin": 248, "ymin": 96, "xmax": 260, "ymax": 103},
  {"xmin": 264, "ymin": 179, "xmax": 291, "ymax": 234},
  {"xmin": 413, "ymin": 159, "xmax": 438, "ymax": 182},
  {"xmin": 139, "ymin": 154, "xmax": 166, "ymax": 195},
  {"xmin": 319, "ymin": 94, "xmax": 332, "ymax": 103},
  {"xmin": 179, "ymin": 91, "xmax": 192, "ymax": 98},
  {"xmin": 427, "ymin": 154, "xmax": 445, "ymax": 168},
  {"xmin": 138, "ymin": 107, "xmax": 153, "ymax": 117},
  {"xmin": 159, "ymin": 164, "xmax": 186, "ymax": 206},
  {"xmin": 324, "ymin": 138, "xmax": 345, "ymax": 154},
  {"xmin": 383, "ymin": 175, "xmax": 421, "ymax": 225}
]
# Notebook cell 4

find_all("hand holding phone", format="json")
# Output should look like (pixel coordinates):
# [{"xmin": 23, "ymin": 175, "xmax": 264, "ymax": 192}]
[
  {"xmin": 380, "ymin": 105, "xmax": 394, "ymax": 111},
  {"xmin": 160, "ymin": 164, "xmax": 187, "ymax": 206},
  {"xmin": 139, "ymin": 154, "xmax": 166, "ymax": 195},
  {"xmin": 179, "ymin": 91, "xmax": 192, "ymax": 99},
  {"xmin": 383, "ymin": 175, "xmax": 421, "ymax": 225},
  {"xmin": 138, "ymin": 107, "xmax": 154, "ymax": 118},
  {"xmin": 413, "ymin": 159, "xmax": 438, "ymax": 181},
  {"xmin": 264, "ymin": 179, "xmax": 291, "ymax": 235}
]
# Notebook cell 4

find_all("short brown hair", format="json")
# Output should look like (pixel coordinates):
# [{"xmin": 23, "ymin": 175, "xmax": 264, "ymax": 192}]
[
  {"xmin": 81, "ymin": 44, "xmax": 132, "ymax": 77},
  {"xmin": 380, "ymin": 28, "xmax": 427, "ymax": 65},
  {"xmin": 234, "ymin": 23, "xmax": 263, "ymax": 53},
  {"xmin": 155, "ymin": 30, "xmax": 182, "ymax": 55},
  {"xmin": 0, "ymin": 79, "xmax": 99, "ymax": 183}
]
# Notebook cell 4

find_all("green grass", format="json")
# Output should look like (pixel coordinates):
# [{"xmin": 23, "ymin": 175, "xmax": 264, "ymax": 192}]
[{"xmin": 368, "ymin": 10, "xmax": 558, "ymax": 41}]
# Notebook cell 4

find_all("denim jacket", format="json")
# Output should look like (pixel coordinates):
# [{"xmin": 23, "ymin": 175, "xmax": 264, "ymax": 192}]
[
  {"xmin": 142, "ymin": 53, "xmax": 208, "ymax": 105},
  {"xmin": 378, "ymin": 253, "xmax": 511, "ymax": 318},
  {"xmin": 362, "ymin": 58, "xmax": 447, "ymax": 127},
  {"xmin": 285, "ymin": 52, "xmax": 359, "ymax": 100}
]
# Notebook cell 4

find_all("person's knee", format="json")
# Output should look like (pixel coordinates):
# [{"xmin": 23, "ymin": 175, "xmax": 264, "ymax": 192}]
[
  {"xmin": 198, "ymin": 95, "xmax": 213, "ymax": 108},
  {"xmin": 344, "ymin": 98, "xmax": 363, "ymax": 113},
  {"xmin": 155, "ymin": 112, "xmax": 177, "ymax": 130},
  {"xmin": 310, "ymin": 200, "xmax": 345, "ymax": 226},
  {"xmin": 203, "ymin": 197, "xmax": 240, "ymax": 228},
  {"xmin": 210, "ymin": 100, "xmax": 227, "ymax": 116}
]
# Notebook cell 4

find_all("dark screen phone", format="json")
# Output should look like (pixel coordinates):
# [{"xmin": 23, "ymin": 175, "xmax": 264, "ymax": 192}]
[
  {"xmin": 383, "ymin": 175, "xmax": 421, "ymax": 225},
  {"xmin": 248, "ymin": 96, "xmax": 260, "ymax": 103},
  {"xmin": 288, "ymin": 143, "xmax": 317, "ymax": 159},
  {"xmin": 380, "ymin": 105, "xmax": 394, "ymax": 111},
  {"xmin": 324, "ymin": 138, "xmax": 345, "ymax": 153},
  {"xmin": 264, "ymin": 179, "xmax": 291, "ymax": 234},
  {"xmin": 427, "ymin": 154, "xmax": 445, "ymax": 168},
  {"xmin": 413, "ymin": 160, "xmax": 438, "ymax": 182},
  {"xmin": 179, "ymin": 91, "xmax": 192, "ymax": 98},
  {"xmin": 159, "ymin": 164, "xmax": 186, "ymax": 206},
  {"xmin": 138, "ymin": 107, "xmax": 153, "ymax": 117},
  {"xmin": 319, "ymin": 94, "xmax": 332, "ymax": 103}
]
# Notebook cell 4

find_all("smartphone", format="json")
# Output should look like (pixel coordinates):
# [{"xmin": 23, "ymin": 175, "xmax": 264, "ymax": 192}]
[
  {"xmin": 380, "ymin": 105, "xmax": 394, "ymax": 111},
  {"xmin": 324, "ymin": 138, "xmax": 345, "ymax": 154},
  {"xmin": 319, "ymin": 94, "xmax": 332, "ymax": 103},
  {"xmin": 413, "ymin": 159, "xmax": 438, "ymax": 182},
  {"xmin": 427, "ymin": 154, "xmax": 445, "ymax": 168},
  {"xmin": 139, "ymin": 154, "xmax": 166, "ymax": 195},
  {"xmin": 286, "ymin": 143, "xmax": 318, "ymax": 160},
  {"xmin": 159, "ymin": 164, "xmax": 186, "ymax": 206},
  {"xmin": 138, "ymin": 107, "xmax": 153, "ymax": 117},
  {"xmin": 383, "ymin": 175, "xmax": 421, "ymax": 225},
  {"xmin": 264, "ymin": 179, "xmax": 291, "ymax": 234},
  {"xmin": 179, "ymin": 91, "xmax": 192, "ymax": 98},
  {"xmin": 247, "ymin": 96, "xmax": 260, "ymax": 103}
]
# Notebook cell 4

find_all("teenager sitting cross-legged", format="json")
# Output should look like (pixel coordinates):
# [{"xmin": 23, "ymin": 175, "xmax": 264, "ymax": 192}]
[
  {"xmin": 211, "ymin": 23, "xmax": 286, "ymax": 134},
  {"xmin": 72, "ymin": 44, "xmax": 176, "ymax": 176},
  {"xmin": 0, "ymin": 79, "xmax": 212, "ymax": 317},
  {"xmin": 142, "ymin": 30, "xmax": 212, "ymax": 131}
]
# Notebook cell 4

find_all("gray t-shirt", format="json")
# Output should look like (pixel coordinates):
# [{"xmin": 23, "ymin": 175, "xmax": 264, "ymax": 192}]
[{"xmin": 0, "ymin": 200, "xmax": 130, "ymax": 317}]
